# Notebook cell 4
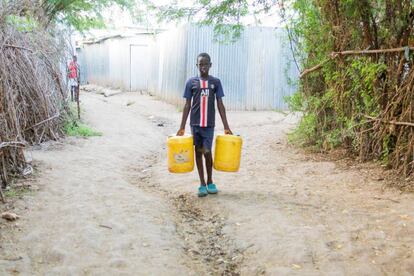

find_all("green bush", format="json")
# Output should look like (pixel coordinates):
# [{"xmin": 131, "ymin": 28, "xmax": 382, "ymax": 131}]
[
  {"xmin": 285, "ymin": 0, "xmax": 414, "ymax": 175},
  {"xmin": 63, "ymin": 103, "xmax": 102, "ymax": 137},
  {"xmin": 64, "ymin": 121, "xmax": 102, "ymax": 137}
]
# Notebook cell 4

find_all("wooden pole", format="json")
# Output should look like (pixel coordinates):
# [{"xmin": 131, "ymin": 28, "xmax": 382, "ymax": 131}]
[
  {"xmin": 300, "ymin": 46, "xmax": 414, "ymax": 78},
  {"xmin": 76, "ymin": 84, "xmax": 80, "ymax": 120},
  {"xmin": 0, "ymin": 153, "xmax": 6, "ymax": 203}
]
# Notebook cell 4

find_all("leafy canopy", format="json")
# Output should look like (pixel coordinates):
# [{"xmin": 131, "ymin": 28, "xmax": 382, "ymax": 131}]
[
  {"xmin": 146, "ymin": 0, "xmax": 278, "ymax": 42},
  {"xmin": 41, "ymin": 0, "xmax": 135, "ymax": 30}
]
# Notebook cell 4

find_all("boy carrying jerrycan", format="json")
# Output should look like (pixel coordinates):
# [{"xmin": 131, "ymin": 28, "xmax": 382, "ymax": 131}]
[{"xmin": 175, "ymin": 53, "xmax": 235, "ymax": 197}]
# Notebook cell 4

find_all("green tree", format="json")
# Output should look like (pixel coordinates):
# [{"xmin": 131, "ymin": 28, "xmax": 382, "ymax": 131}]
[
  {"xmin": 285, "ymin": 0, "xmax": 414, "ymax": 176},
  {"xmin": 146, "ymin": 0, "xmax": 278, "ymax": 41},
  {"xmin": 38, "ymin": 0, "xmax": 135, "ymax": 30}
]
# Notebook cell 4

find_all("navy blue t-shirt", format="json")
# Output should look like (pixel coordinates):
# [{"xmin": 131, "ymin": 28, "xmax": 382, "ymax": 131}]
[{"xmin": 183, "ymin": 76, "xmax": 224, "ymax": 127}]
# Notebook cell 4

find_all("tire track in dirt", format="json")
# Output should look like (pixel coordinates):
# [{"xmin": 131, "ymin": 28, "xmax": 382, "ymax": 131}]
[{"xmin": 126, "ymin": 150, "xmax": 244, "ymax": 275}]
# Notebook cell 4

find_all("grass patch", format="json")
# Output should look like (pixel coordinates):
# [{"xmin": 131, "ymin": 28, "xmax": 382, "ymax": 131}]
[
  {"xmin": 4, "ymin": 185, "xmax": 33, "ymax": 198},
  {"xmin": 64, "ymin": 121, "xmax": 102, "ymax": 137},
  {"xmin": 63, "ymin": 103, "xmax": 102, "ymax": 137}
]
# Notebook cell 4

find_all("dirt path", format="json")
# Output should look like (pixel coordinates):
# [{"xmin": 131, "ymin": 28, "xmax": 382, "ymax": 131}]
[{"xmin": 1, "ymin": 87, "xmax": 413, "ymax": 275}]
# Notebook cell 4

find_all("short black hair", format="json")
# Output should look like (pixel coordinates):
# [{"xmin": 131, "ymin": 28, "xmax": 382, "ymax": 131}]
[{"xmin": 197, "ymin": 53, "xmax": 211, "ymax": 63}]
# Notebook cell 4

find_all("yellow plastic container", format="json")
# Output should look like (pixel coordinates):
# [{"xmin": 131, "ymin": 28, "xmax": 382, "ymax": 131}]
[
  {"xmin": 167, "ymin": 135, "xmax": 194, "ymax": 173},
  {"xmin": 214, "ymin": 134, "xmax": 243, "ymax": 172}
]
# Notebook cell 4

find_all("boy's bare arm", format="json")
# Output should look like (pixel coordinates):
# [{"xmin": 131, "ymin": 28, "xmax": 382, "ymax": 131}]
[
  {"xmin": 217, "ymin": 98, "xmax": 232, "ymax": 134},
  {"xmin": 177, "ymin": 99, "xmax": 192, "ymax": 136}
]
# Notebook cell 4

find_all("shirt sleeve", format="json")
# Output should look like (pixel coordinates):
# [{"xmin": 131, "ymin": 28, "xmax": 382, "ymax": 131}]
[
  {"xmin": 216, "ymin": 79, "xmax": 225, "ymax": 99},
  {"xmin": 183, "ymin": 79, "xmax": 192, "ymax": 99}
]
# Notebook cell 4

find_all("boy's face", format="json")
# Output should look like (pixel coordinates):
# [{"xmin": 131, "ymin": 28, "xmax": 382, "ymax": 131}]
[{"xmin": 197, "ymin": 56, "xmax": 211, "ymax": 75}]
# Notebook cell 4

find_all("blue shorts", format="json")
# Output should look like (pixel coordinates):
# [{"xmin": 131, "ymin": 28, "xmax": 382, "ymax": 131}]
[{"xmin": 191, "ymin": 126, "xmax": 214, "ymax": 151}]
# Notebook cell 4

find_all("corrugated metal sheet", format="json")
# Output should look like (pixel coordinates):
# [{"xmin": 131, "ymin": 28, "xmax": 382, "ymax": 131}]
[
  {"xmin": 130, "ymin": 44, "xmax": 150, "ymax": 91},
  {"xmin": 151, "ymin": 25, "xmax": 299, "ymax": 110},
  {"xmin": 147, "ymin": 27, "xmax": 188, "ymax": 106},
  {"xmin": 82, "ymin": 35, "xmax": 151, "ymax": 91},
  {"xmin": 81, "ymin": 25, "xmax": 299, "ymax": 110}
]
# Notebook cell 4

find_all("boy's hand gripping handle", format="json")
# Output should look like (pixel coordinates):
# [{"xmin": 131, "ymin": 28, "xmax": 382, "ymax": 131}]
[{"xmin": 224, "ymin": 129, "xmax": 233, "ymax": 135}]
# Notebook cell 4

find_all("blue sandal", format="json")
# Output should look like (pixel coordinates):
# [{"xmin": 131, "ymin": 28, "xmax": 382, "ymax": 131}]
[
  {"xmin": 207, "ymin": 183, "xmax": 218, "ymax": 194},
  {"xmin": 198, "ymin": 185, "xmax": 208, "ymax": 197}
]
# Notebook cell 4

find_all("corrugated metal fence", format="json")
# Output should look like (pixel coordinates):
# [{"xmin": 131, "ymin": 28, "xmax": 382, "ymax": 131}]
[
  {"xmin": 81, "ymin": 25, "xmax": 299, "ymax": 110},
  {"xmin": 148, "ymin": 27, "xmax": 188, "ymax": 106},
  {"xmin": 80, "ymin": 35, "xmax": 151, "ymax": 91}
]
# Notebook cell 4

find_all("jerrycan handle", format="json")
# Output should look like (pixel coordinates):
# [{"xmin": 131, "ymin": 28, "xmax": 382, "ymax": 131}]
[{"xmin": 224, "ymin": 132, "xmax": 240, "ymax": 136}]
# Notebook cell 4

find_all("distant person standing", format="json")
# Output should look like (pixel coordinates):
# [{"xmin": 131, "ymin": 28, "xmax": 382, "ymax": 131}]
[{"xmin": 68, "ymin": 55, "xmax": 80, "ymax": 102}]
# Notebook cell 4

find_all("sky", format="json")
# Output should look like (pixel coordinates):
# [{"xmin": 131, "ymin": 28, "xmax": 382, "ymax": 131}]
[
  {"xmin": 79, "ymin": 1, "xmax": 283, "ymax": 41},
  {"xmin": 104, "ymin": 0, "xmax": 282, "ymax": 29}
]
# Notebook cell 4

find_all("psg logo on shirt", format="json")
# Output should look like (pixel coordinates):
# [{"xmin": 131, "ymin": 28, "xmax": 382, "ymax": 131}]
[{"xmin": 201, "ymin": 88, "xmax": 209, "ymax": 96}]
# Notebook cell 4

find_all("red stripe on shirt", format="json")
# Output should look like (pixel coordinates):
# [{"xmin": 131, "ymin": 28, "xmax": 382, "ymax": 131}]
[
  {"xmin": 200, "ymin": 79, "xmax": 208, "ymax": 127},
  {"xmin": 201, "ymin": 96, "xmax": 206, "ymax": 127}
]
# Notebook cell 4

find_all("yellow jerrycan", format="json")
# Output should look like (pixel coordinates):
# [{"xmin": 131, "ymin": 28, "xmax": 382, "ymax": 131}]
[
  {"xmin": 167, "ymin": 135, "xmax": 194, "ymax": 173},
  {"xmin": 214, "ymin": 134, "xmax": 243, "ymax": 172}
]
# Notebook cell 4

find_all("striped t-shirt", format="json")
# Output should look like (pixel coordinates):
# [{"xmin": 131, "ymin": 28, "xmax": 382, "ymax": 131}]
[{"xmin": 183, "ymin": 76, "xmax": 224, "ymax": 128}]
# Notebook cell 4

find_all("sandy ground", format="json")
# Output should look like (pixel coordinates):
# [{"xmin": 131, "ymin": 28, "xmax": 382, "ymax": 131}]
[{"xmin": 0, "ymin": 86, "xmax": 413, "ymax": 275}]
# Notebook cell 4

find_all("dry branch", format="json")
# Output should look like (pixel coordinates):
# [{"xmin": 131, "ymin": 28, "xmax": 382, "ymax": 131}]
[
  {"xmin": 300, "ymin": 58, "xmax": 333, "ymax": 78},
  {"xmin": 0, "ymin": 142, "xmax": 26, "ymax": 149},
  {"xmin": 24, "ymin": 113, "xmax": 60, "ymax": 131},
  {"xmin": 364, "ymin": 115, "xmax": 414, "ymax": 127},
  {"xmin": 0, "ymin": 1, "xmax": 69, "ymax": 188},
  {"xmin": 4, "ymin": 44, "xmax": 34, "ymax": 52},
  {"xmin": 300, "ymin": 46, "xmax": 414, "ymax": 78},
  {"xmin": 333, "ymin": 46, "xmax": 414, "ymax": 55}
]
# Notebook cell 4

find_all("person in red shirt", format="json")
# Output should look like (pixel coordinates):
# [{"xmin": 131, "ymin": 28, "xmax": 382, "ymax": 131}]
[{"xmin": 68, "ymin": 55, "xmax": 80, "ymax": 102}]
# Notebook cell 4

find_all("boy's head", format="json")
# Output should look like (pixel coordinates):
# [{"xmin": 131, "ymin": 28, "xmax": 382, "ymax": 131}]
[
  {"xmin": 197, "ymin": 53, "xmax": 211, "ymax": 76},
  {"xmin": 72, "ymin": 55, "xmax": 77, "ymax": 61}
]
